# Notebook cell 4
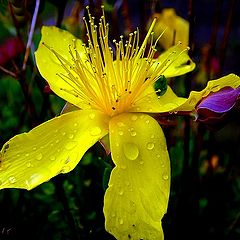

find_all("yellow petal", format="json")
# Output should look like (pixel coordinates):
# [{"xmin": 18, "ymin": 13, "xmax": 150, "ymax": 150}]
[
  {"xmin": 153, "ymin": 9, "xmax": 189, "ymax": 50},
  {"xmin": 0, "ymin": 110, "xmax": 109, "ymax": 190},
  {"xmin": 35, "ymin": 26, "xmax": 87, "ymax": 108},
  {"xmin": 175, "ymin": 73, "xmax": 240, "ymax": 112},
  {"xmin": 130, "ymin": 84, "xmax": 186, "ymax": 113},
  {"xmin": 156, "ymin": 44, "xmax": 196, "ymax": 78},
  {"xmin": 131, "ymin": 74, "xmax": 240, "ymax": 114},
  {"xmin": 104, "ymin": 113, "xmax": 170, "ymax": 240}
]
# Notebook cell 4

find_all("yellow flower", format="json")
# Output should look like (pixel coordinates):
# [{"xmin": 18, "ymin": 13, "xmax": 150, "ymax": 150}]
[
  {"xmin": 152, "ymin": 8, "xmax": 189, "ymax": 50},
  {"xmin": 0, "ymin": 7, "xmax": 240, "ymax": 240}
]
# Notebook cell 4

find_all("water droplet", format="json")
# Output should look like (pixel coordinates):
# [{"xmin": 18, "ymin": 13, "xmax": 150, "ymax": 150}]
[
  {"xmin": 36, "ymin": 153, "xmax": 43, "ymax": 161},
  {"xmin": 119, "ymin": 218, "xmax": 124, "ymax": 225},
  {"xmin": 26, "ymin": 161, "xmax": 32, "ymax": 168},
  {"xmin": 131, "ymin": 115, "xmax": 138, "ymax": 121},
  {"xmin": 25, "ymin": 153, "xmax": 29, "ymax": 157},
  {"xmin": 139, "ymin": 160, "xmax": 144, "ymax": 165},
  {"xmin": 120, "ymin": 165, "xmax": 127, "ymax": 170},
  {"xmin": 74, "ymin": 123, "xmax": 78, "ymax": 127},
  {"xmin": 115, "ymin": 142, "xmax": 120, "ymax": 147},
  {"xmin": 9, "ymin": 176, "xmax": 16, "ymax": 184},
  {"xmin": 62, "ymin": 132, "xmax": 66, "ymax": 136},
  {"xmin": 68, "ymin": 133, "xmax": 74, "ymax": 139},
  {"xmin": 147, "ymin": 142, "xmax": 155, "ymax": 150},
  {"xmin": 89, "ymin": 113, "xmax": 95, "ymax": 119},
  {"xmin": 60, "ymin": 166, "xmax": 71, "ymax": 173},
  {"xmin": 148, "ymin": 108, "xmax": 153, "ymax": 111},
  {"xmin": 33, "ymin": 147, "xmax": 37, "ymax": 151},
  {"xmin": 150, "ymin": 134, "xmax": 155, "ymax": 139},
  {"xmin": 130, "ymin": 131, "xmax": 137, "ymax": 137},
  {"xmin": 55, "ymin": 139, "xmax": 60, "ymax": 143},
  {"xmin": 119, "ymin": 189, "xmax": 124, "ymax": 195},
  {"xmin": 117, "ymin": 122, "xmax": 125, "ymax": 127},
  {"xmin": 118, "ymin": 130, "xmax": 124, "ymax": 136},
  {"xmin": 50, "ymin": 156, "xmax": 55, "ymax": 161},
  {"xmin": 111, "ymin": 213, "xmax": 116, "ymax": 218},
  {"xmin": 65, "ymin": 141, "xmax": 77, "ymax": 150},
  {"xmin": 162, "ymin": 173, "xmax": 169, "ymax": 180},
  {"xmin": 136, "ymin": 107, "xmax": 140, "ymax": 111},
  {"xmin": 28, "ymin": 174, "xmax": 42, "ymax": 188},
  {"xmin": 145, "ymin": 120, "xmax": 150, "ymax": 124},
  {"xmin": 123, "ymin": 143, "xmax": 139, "ymax": 160},
  {"xmin": 90, "ymin": 127, "xmax": 102, "ymax": 136}
]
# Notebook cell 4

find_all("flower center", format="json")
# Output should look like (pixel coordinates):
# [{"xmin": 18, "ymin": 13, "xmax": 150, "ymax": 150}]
[{"xmin": 43, "ymin": 6, "xmax": 187, "ymax": 117}]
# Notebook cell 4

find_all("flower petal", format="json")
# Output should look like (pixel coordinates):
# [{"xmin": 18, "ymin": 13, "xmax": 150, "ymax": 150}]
[
  {"xmin": 175, "ymin": 74, "xmax": 240, "ymax": 112},
  {"xmin": 197, "ymin": 86, "xmax": 240, "ymax": 113},
  {"xmin": 155, "ymin": 44, "xmax": 195, "ymax": 78},
  {"xmin": 0, "ymin": 110, "xmax": 109, "ymax": 190},
  {"xmin": 131, "ymin": 74, "xmax": 240, "ymax": 114},
  {"xmin": 131, "ymin": 84, "xmax": 187, "ymax": 113},
  {"xmin": 35, "ymin": 26, "xmax": 87, "ymax": 108},
  {"xmin": 104, "ymin": 113, "xmax": 170, "ymax": 240}
]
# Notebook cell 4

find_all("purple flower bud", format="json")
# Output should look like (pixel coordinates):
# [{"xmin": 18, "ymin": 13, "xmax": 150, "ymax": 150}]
[{"xmin": 196, "ymin": 87, "xmax": 240, "ymax": 129}]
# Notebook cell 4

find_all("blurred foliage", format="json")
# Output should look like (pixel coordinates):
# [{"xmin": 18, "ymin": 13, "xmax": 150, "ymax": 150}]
[{"xmin": 0, "ymin": 0, "xmax": 240, "ymax": 239}]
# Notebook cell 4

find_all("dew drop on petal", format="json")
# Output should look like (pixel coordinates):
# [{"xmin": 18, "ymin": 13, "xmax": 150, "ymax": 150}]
[
  {"xmin": 9, "ymin": 176, "xmax": 16, "ymax": 184},
  {"xmin": 139, "ymin": 160, "xmax": 144, "ymax": 165},
  {"xmin": 119, "ymin": 189, "xmax": 124, "ymax": 195},
  {"xmin": 26, "ymin": 161, "xmax": 32, "ymax": 168},
  {"xmin": 117, "ymin": 122, "xmax": 125, "ymax": 127},
  {"xmin": 36, "ymin": 153, "xmax": 43, "ymax": 161},
  {"xmin": 62, "ymin": 132, "xmax": 66, "ymax": 136},
  {"xmin": 25, "ymin": 153, "xmax": 29, "ymax": 157},
  {"xmin": 145, "ymin": 120, "xmax": 150, "ymax": 124},
  {"xmin": 50, "ymin": 156, "xmax": 56, "ymax": 161},
  {"xmin": 68, "ymin": 133, "xmax": 74, "ymax": 139},
  {"xmin": 90, "ymin": 126, "xmax": 102, "ymax": 136},
  {"xmin": 162, "ymin": 173, "xmax": 169, "ymax": 180},
  {"xmin": 119, "ymin": 218, "xmax": 124, "ymax": 225},
  {"xmin": 123, "ymin": 143, "xmax": 139, "ymax": 160},
  {"xmin": 89, "ymin": 113, "xmax": 95, "ymax": 120},
  {"xmin": 131, "ymin": 115, "xmax": 138, "ymax": 121},
  {"xmin": 130, "ymin": 131, "xmax": 137, "ymax": 137},
  {"xmin": 147, "ymin": 142, "xmax": 155, "ymax": 150},
  {"xmin": 55, "ymin": 139, "xmax": 60, "ymax": 143},
  {"xmin": 118, "ymin": 130, "xmax": 124, "ymax": 136},
  {"xmin": 74, "ymin": 123, "xmax": 78, "ymax": 127},
  {"xmin": 65, "ymin": 141, "xmax": 77, "ymax": 150},
  {"xmin": 32, "ymin": 147, "xmax": 37, "ymax": 151}
]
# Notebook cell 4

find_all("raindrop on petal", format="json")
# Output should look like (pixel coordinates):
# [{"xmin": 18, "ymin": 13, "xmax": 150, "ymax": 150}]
[
  {"xmin": 89, "ymin": 113, "xmax": 95, "ymax": 120},
  {"xmin": 9, "ymin": 176, "xmax": 16, "ymax": 184},
  {"xmin": 65, "ymin": 141, "xmax": 77, "ymax": 150},
  {"xmin": 68, "ymin": 133, "xmax": 74, "ymax": 139},
  {"xmin": 90, "ymin": 126, "xmax": 102, "ymax": 136},
  {"xmin": 118, "ymin": 130, "xmax": 124, "ymax": 136},
  {"xmin": 36, "ymin": 153, "xmax": 43, "ymax": 161},
  {"xmin": 123, "ymin": 143, "xmax": 139, "ymax": 160},
  {"xmin": 147, "ymin": 142, "xmax": 155, "ymax": 150},
  {"xmin": 131, "ymin": 115, "xmax": 138, "ymax": 121},
  {"xmin": 162, "ymin": 173, "xmax": 169, "ymax": 180}
]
